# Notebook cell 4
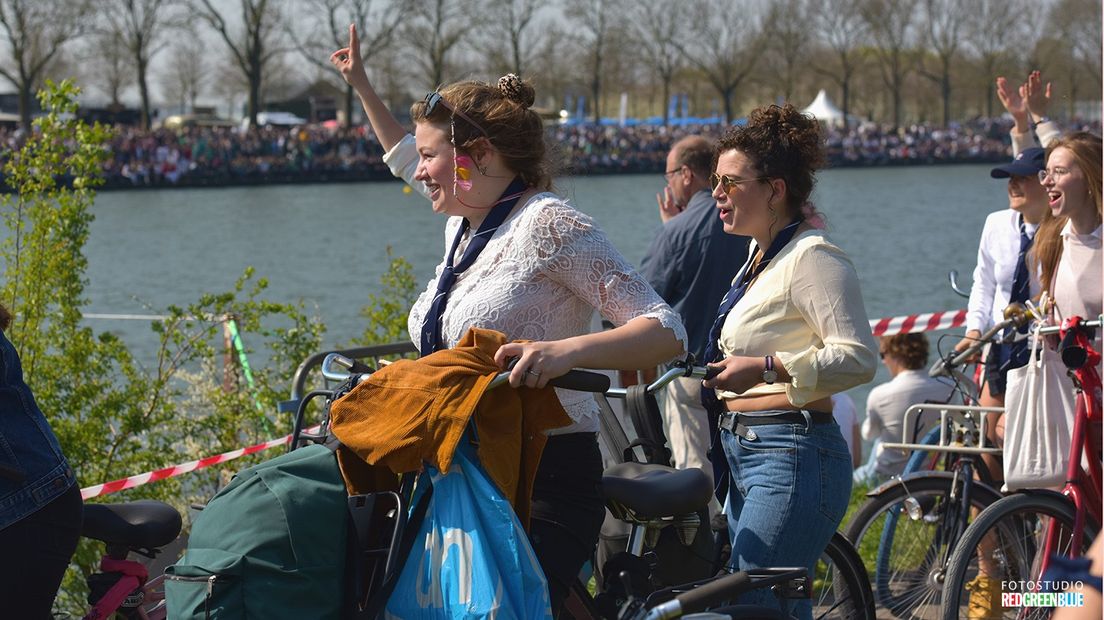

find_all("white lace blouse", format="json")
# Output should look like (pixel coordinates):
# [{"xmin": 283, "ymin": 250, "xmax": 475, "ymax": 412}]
[{"xmin": 384, "ymin": 135, "xmax": 687, "ymax": 433}]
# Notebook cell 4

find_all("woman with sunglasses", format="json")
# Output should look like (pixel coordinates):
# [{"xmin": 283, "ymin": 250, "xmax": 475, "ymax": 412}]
[
  {"xmin": 699, "ymin": 103, "xmax": 877, "ymax": 619},
  {"xmin": 330, "ymin": 25, "xmax": 686, "ymax": 615}
]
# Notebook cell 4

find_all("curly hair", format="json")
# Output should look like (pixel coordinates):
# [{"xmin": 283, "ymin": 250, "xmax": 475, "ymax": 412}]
[
  {"xmin": 714, "ymin": 104, "xmax": 825, "ymax": 217},
  {"xmin": 410, "ymin": 74, "xmax": 552, "ymax": 190},
  {"xmin": 880, "ymin": 333, "xmax": 930, "ymax": 370}
]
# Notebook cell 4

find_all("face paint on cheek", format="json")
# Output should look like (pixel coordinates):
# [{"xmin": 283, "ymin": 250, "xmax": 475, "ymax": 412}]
[{"xmin": 454, "ymin": 154, "xmax": 474, "ymax": 191}]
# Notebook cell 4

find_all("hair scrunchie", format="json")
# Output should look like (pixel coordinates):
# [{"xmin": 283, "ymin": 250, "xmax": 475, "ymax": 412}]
[{"xmin": 497, "ymin": 74, "xmax": 533, "ymax": 108}]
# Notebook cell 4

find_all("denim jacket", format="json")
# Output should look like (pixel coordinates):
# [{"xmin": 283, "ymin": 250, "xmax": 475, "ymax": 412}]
[{"xmin": 0, "ymin": 330, "xmax": 75, "ymax": 531}]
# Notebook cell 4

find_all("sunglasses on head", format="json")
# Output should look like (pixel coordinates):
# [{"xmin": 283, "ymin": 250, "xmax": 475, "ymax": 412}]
[
  {"xmin": 423, "ymin": 91, "xmax": 488, "ymax": 137},
  {"xmin": 709, "ymin": 172, "xmax": 767, "ymax": 193}
]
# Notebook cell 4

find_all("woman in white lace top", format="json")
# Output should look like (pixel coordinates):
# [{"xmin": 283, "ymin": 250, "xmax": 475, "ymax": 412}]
[{"xmin": 331, "ymin": 25, "xmax": 685, "ymax": 614}]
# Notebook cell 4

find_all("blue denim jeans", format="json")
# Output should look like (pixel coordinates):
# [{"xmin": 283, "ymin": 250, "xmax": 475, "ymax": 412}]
[{"xmin": 720, "ymin": 413, "xmax": 853, "ymax": 620}]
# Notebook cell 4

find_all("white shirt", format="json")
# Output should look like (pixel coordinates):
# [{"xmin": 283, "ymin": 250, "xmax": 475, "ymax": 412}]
[
  {"xmin": 383, "ymin": 135, "xmax": 687, "ymax": 434},
  {"xmin": 1053, "ymin": 221, "xmax": 1103, "ymax": 323},
  {"xmin": 831, "ymin": 392, "xmax": 859, "ymax": 464},
  {"xmin": 966, "ymin": 210, "xmax": 1041, "ymax": 333},
  {"xmin": 862, "ymin": 369, "xmax": 957, "ymax": 477},
  {"xmin": 714, "ymin": 229, "xmax": 878, "ymax": 407}
]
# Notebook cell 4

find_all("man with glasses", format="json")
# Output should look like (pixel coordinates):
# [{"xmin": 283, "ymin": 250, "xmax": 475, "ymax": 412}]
[{"xmin": 639, "ymin": 136, "xmax": 748, "ymax": 510}]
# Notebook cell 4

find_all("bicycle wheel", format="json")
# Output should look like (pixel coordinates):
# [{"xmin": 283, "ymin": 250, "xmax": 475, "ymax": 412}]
[
  {"xmin": 939, "ymin": 492, "xmax": 1097, "ymax": 620},
  {"xmin": 812, "ymin": 532, "xmax": 876, "ymax": 620},
  {"xmin": 844, "ymin": 474, "xmax": 1002, "ymax": 618}
]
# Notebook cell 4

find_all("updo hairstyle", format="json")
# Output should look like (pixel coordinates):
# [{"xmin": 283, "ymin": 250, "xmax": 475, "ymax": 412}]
[
  {"xmin": 714, "ymin": 104, "xmax": 825, "ymax": 217},
  {"xmin": 410, "ymin": 74, "xmax": 551, "ymax": 190}
]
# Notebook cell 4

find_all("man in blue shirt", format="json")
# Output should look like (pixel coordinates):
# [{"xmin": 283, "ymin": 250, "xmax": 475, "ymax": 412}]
[{"xmin": 640, "ymin": 136, "xmax": 749, "ymax": 501}]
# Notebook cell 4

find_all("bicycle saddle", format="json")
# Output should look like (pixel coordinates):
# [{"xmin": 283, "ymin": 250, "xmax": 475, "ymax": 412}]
[
  {"xmin": 602, "ymin": 462, "xmax": 712, "ymax": 519},
  {"xmin": 83, "ymin": 500, "xmax": 182, "ymax": 549}
]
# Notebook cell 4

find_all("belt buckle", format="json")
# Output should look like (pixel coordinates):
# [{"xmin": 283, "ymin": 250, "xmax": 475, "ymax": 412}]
[{"xmin": 720, "ymin": 412, "xmax": 757, "ymax": 441}]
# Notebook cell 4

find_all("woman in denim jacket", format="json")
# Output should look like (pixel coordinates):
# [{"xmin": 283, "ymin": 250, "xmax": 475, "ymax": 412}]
[{"xmin": 0, "ymin": 303, "xmax": 82, "ymax": 618}]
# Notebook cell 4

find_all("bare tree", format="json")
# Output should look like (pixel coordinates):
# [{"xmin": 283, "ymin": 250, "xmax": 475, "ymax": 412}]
[
  {"xmin": 763, "ymin": 0, "xmax": 812, "ymax": 104},
  {"xmin": 862, "ymin": 0, "xmax": 916, "ymax": 127},
  {"xmin": 963, "ymin": 0, "xmax": 1026, "ymax": 117},
  {"xmin": 193, "ymin": 0, "xmax": 289, "ymax": 126},
  {"xmin": 478, "ymin": 0, "xmax": 544, "ymax": 77},
  {"xmin": 810, "ymin": 0, "xmax": 867, "ymax": 128},
  {"xmin": 632, "ymin": 0, "xmax": 685, "ymax": 126},
  {"xmin": 87, "ymin": 31, "xmax": 133, "ymax": 107},
  {"xmin": 675, "ymin": 0, "xmax": 765, "ymax": 123},
  {"xmin": 100, "ymin": 0, "xmax": 174, "ymax": 129},
  {"xmin": 1048, "ymin": 0, "xmax": 1103, "ymax": 102},
  {"xmin": 405, "ymin": 0, "xmax": 469, "ymax": 89},
  {"xmin": 160, "ymin": 28, "xmax": 207, "ymax": 112},
  {"xmin": 563, "ymin": 0, "xmax": 622, "ymax": 123},
  {"xmin": 917, "ymin": 0, "xmax": 968, "ymax": 126},
  {"xmin": 291, "ymin": 0, "xmax": 406, "ymax": 127},
  {"xmin": 0, "ymin": 0, "xmax": 86, "ymax": 128}
]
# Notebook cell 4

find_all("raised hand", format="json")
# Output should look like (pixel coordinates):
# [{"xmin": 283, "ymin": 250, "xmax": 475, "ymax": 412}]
[
  {"xmin": 1024, "ymin": 70, "xmax": 1052, "ymax": 120},
  {"xmin": 329, "ymin": 24, "xmax": 369, "ymax": 92},
  {"xmin": 995, "ymin": 76, "xmax": 1028, "ymax": 126},
  {"xmin": 657, "ymin": 186, "xmax": 683, "ymax": 224}
]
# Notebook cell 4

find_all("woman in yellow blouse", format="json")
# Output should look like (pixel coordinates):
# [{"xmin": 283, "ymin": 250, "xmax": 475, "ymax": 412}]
[{"xmin": 700, "ymin": 104, "xmax": 878, "ymax": 619}]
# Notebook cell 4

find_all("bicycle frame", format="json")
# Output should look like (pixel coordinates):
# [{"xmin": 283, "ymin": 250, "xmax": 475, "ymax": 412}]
[{"xmin": 1042, "ymin": 316, "xmax": 1102, "ymax": 570}]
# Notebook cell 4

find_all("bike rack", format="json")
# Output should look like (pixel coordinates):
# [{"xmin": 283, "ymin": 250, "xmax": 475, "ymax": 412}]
[{"xmin": 882, "ymin": 403, "xmax": 1004, "ymax": 455}]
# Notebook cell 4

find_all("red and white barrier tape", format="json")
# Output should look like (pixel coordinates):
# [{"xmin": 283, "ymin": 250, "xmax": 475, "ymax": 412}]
[
  {"xmin": 80, "ymin": 425, "xmax": 320, "ymax": 500},
  {"xmin": 78, "ymin": 308, "xmax": 968, "ymax": 499},
  {"xmin": 869, "ymin": 309, "xmax": 967, "ymax": 337}
]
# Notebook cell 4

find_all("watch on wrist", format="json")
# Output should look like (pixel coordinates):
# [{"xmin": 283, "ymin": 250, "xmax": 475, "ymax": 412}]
[
  {"xmin": 762, "ymin": 355, "xmax": 778, "ymax": 385},
  {"xmin": 1031, "ymin": 116, "xmax": 1050, "ymax": 129}
]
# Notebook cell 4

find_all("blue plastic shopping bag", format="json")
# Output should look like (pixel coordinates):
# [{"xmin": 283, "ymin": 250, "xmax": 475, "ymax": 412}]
[{"xmin": 384, "ymin": 434, "xmax": 552, "ymax": 619}]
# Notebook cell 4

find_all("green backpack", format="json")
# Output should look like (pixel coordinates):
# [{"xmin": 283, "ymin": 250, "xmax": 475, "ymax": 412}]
[{"xmin": 165, "ymin": 443, "xmax": 348, "ymax": 619}]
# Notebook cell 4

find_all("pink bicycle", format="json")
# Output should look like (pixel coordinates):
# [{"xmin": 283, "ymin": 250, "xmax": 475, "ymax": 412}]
[{"xmin": 77, "ymin": 500, "xmax": 181, "ymax": 619}]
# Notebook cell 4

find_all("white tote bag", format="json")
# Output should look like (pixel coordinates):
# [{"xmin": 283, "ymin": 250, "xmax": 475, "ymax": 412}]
[{"xmin": 1001, "ymin": 321, "xmax": 1079, "ymax": 492}]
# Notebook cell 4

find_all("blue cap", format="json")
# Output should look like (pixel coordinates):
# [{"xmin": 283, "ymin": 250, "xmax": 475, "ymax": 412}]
[{"xmin": 990, "ymin": 147, "xmax": 1046, "ymax": 179}]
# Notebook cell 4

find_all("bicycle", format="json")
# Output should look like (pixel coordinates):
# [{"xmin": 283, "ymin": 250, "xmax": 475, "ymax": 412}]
[
  {"xmin": 565, "ymin": 362, "xmax": 875, "ymax": 620},
  {"xmin": 300, "ymin": 352, "xmax": 874, "ymax": 619},
  {"xmin": 74, "ymin": 499, "xmax": 182, "ymax": 620},
  {"xmin": 843, "ymin": 312, "xmax": 1019, "ymax": 618},
  {"xmin": 939, "ymin": 314, "xmax": 1102, "ymax": 619}
]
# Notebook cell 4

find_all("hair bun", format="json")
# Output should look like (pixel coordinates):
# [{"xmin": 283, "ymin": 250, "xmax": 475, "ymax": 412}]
[{"xmin": 497, "ymin": 74, "xmax": 535, "ymax": 108}]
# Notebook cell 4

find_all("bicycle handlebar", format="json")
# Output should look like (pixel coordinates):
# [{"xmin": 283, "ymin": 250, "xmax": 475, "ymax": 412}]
[
  {"xmin": 929, "ymin": 302, "xmax": 1040, "ymax": 378},
  {"xmin": 638, "ymin": 570, "xmax": 756, "ymax": 620},
  {"xmin": 604, "ymin": 362, "xmax": 718, "ymax": 399},
  {"xmin": 320, "ymin": 353, "xmax": 612, "ymax": 393}
]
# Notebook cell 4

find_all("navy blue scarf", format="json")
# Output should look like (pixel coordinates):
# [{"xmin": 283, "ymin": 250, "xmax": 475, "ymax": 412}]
[
  {"xmin": 419, "ymin": 177, "xmax": 528, "ymax": 356},
  {"xmin": 699, "ymin": 219, "xmax": 803, "ymax": 412}
]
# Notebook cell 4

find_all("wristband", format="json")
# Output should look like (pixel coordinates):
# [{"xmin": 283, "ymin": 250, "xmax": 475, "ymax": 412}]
[{"xmin": 1031, "ymin": 116, "xmax": 1050, "ymax": 129}]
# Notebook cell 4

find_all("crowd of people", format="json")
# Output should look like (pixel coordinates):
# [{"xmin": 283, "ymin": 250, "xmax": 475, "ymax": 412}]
[{"xmin": 0, "ymin": 109, "xmax": 1096, "ymax": 190}]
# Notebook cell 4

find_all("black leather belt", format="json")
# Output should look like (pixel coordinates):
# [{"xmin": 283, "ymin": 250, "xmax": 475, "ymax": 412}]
[{"xmin": 718, "ymin": 409, "xmax": 834, "ymax": 440}]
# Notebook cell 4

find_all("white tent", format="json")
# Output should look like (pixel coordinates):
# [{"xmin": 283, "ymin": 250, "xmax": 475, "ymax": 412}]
[{"xmin": 802, "ymin": 89, "xmax": 845, "ymax": 125}]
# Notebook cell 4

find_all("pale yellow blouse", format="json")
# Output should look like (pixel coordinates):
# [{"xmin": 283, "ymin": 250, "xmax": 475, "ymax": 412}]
[{"xmin": 715, "ymin": 230, "xmax": 878, "ymax": 407}]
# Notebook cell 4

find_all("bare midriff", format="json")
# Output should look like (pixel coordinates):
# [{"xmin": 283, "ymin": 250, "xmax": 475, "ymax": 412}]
[{"xmin": 723, "ymin": 392, "xmax": 834, "ymax": 414}]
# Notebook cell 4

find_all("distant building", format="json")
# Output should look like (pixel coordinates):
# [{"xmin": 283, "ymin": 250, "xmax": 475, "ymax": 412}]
[{"xmin": 263, "ymin": 80, "xmax": 343, "ymax": 124}]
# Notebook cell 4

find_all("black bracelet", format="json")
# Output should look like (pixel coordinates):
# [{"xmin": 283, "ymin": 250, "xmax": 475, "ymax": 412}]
[{"xmin": 1031, "ymin": 116, "xmax": 1051, "ymax": 129}]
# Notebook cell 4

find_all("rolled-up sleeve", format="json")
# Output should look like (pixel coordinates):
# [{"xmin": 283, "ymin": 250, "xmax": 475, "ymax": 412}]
[{"xmin": 776, "ymin": 244, "xmax": 878, "ymax": 406}]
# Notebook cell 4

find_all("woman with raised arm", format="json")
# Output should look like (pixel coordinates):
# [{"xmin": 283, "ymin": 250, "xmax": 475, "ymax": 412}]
[
  {"xmin": 330, "ymin": 25, "xmax": 686, "ymax": 615},
  {"xmin": 699, "ymin": 104, "xmax": 877, "ymax": 620}
]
